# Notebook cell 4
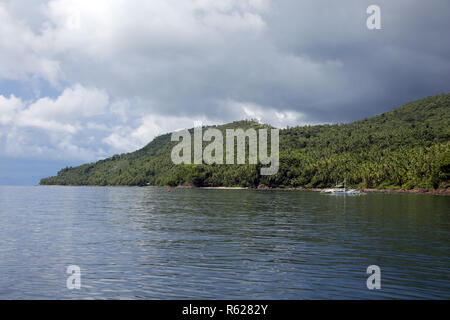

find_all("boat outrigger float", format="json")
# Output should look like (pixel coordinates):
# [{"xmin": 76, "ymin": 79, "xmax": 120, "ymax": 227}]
[{"xmin": 321, "ymin": 179, "xmax": 363, "ymax": 195}]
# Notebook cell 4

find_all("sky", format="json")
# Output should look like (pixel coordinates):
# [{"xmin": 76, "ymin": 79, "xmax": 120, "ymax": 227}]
[{"xmin": 0, "ymin": 0, "xmax": 449, "ymax": 185}]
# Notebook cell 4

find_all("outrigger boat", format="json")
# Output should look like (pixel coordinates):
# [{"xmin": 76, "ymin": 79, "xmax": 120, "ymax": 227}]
[{"xmin": 321, "ymin": 179, "xmax": 362, "ymax": 195}]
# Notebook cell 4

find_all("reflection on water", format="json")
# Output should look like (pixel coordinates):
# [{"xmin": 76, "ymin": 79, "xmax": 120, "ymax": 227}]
[{"xmin": 0, "ymin": 186, "xmax": 448, "ymax": 299}]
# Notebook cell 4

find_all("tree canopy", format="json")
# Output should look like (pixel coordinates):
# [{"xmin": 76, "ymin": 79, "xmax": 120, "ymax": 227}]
[{"xmin": 41, "ymin": 94, "xmax": 450, "ymax": 190}]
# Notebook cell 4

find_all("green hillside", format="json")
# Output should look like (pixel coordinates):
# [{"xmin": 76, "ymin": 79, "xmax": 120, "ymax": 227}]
[{"xmin": 40, "ymin": 94, "xmax": 450, "ymax": 190}]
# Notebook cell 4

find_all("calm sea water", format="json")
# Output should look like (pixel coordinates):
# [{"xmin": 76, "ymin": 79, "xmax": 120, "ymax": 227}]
[{"xmin": 0, "ymin": 186, "xmax": 448, "ymax": 299}]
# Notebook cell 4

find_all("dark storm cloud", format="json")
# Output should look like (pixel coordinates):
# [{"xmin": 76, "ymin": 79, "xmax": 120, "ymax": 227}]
[
  {"xmin": 95, "ymin": 0, "xmax": 449, "ymax": 123},
  {"xmin": 261, "ymin": 0, "xmax": 450, "ymax": 122}
]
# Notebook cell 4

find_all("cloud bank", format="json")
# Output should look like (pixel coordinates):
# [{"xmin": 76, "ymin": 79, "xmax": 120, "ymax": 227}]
[{"xmin": 0, "ymin": 0, "xmax": 449, "ymax": 163}]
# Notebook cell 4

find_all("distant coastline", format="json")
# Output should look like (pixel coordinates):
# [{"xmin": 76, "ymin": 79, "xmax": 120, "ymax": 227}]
[
  {"xmin": 40, "ymin": 95, "xmax": 450, "ymax": 191},
  {"xmin": 175, "ymin": 185, "xmax": 450, "ymax": 196},
  {"xmin": 37, "ymin": 183, "xmax": 450, "ymax": 195}
]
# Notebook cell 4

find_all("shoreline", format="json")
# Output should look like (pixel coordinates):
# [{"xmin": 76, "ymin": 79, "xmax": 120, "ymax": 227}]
[
  {"xmin": 178, "ymin": 185, "xmax": 450, "ymax": 196},
  {"xmin": 37, "ymin": 184, "xmax": 449, "ymax": 196}
]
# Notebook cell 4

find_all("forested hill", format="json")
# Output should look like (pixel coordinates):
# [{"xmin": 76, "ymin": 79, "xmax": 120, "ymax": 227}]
[{"xmin": 40, "ymin": 94, "xmax": 450, "ymax": 190}]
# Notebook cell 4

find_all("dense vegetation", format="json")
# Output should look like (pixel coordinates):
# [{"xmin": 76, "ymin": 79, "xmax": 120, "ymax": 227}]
[{"xmin": 41, "ymin": 94, "xmax": 450, "ymax": 190}]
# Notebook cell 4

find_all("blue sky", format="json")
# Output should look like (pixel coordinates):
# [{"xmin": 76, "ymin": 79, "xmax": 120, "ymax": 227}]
[{"xmin": 0, "ymin": 0, "xmax": 449, "ymax": 185}]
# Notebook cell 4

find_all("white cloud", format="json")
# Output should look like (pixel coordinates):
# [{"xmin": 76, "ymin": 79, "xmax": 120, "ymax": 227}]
[
  {"xmin": 219, "ymin": 99, "xmax": 315, "ymax": 128},
  {"xmin": 0, "ymin": 85, "xmax": 110, "ymax": 159},
  {"xmin": 24, "ymin": 0, "xmax": 269, "ymax": 65},
  {"xmin": 103, "ymin": 114, "xmax": 219, "ymax": 153},
  {"xmin": 0, "ymin": 94, "xmax": 23, "ymax": 125},
  {"xmin": 2, "ymin": 84, "xmax": 109, "ymax": 134},
  {"xmin": 0, "ymin": 85, "xmax": 222, "ymax": 159},
  {"xmin": 0, "ymin": 3, "xmax": 61, "ymax": 83},
  {"xmin": 21, "ymin": 84, "xmax": 108, "ymax": 121}
]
